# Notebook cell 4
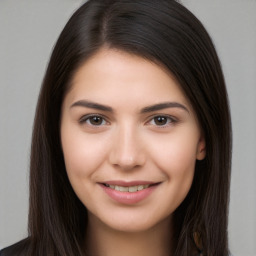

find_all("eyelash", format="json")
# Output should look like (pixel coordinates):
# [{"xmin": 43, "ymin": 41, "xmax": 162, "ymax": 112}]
[
  {"xmin": 147, "ymin": 115, "xmax": 177, "ymax": 127},
  {"xmin": 79, "ymin": 114, "xmax": 177, "ymax": 128},
  {"xmin": 79, "ymin": 114, "xmax": 109, "ymax": 126}
]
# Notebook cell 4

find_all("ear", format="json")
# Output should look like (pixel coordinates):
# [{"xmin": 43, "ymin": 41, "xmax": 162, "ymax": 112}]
[{"xmin": 196, "ymin": 135, "xmax": 206, "ymax": 160}]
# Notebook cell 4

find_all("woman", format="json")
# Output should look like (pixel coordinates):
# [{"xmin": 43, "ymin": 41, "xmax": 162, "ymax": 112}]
[{"xmin": 0, "ymin": 0, "xmax": 232, "ymax": 255}]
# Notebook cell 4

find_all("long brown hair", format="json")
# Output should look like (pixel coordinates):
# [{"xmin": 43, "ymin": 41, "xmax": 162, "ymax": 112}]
[{"xmin": 18, "ymin": 0, "xmax": 232, "ymax": 255}]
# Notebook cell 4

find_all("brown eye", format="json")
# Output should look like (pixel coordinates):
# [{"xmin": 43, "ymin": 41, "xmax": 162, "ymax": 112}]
[
  {"xmin": 148, "ymin": 115, "xmax": 176, "ymax": 127},
  {"xmin": 154, "ymin": 116, "xmax": 169, "ymax": 126},
  {"xmin": 89, "ymin": 116, "xmax": 104, "ymax": 125},
  {"xmin": 80, "ymin": 115, "xmax": 107, "ymax": 126}
]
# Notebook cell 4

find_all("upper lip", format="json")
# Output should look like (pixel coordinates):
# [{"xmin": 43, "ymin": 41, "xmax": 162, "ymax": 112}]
[{"xmin": 101, "ymin": 180, "xmax": 159, "ymax": 186}]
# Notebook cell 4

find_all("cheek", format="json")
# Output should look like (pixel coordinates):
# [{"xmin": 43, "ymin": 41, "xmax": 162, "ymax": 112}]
[
  {"xmin": 148, "ymin": 129, "xmax": 199, "ymax": 196},
  {"xmin": 151, "ymin": 131, "xmax": 199, "ymax": 172},
  {"xmin": 61, "ymin": 125, "xmax": 108, "ymax": 180},
  {"xmin": 60, "ymin": 127, "xmax": 111, "ymax": 207}
]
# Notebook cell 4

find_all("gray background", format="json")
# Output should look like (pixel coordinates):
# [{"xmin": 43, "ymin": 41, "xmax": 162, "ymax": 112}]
[{"xmin": 0, "ymin": 1, "xmax": 255, "ymax": 255}]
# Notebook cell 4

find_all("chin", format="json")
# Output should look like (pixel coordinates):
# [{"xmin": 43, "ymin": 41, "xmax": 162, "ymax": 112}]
[{"xmin": 92, "ymin": 210, "xmax": 173, "ymax": 234}]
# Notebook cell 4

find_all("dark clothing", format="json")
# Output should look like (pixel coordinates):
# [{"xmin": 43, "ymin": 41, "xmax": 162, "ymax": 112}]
[{"xmin": 0, "ymin": 239, "xmax": 29, "ymax": 256}]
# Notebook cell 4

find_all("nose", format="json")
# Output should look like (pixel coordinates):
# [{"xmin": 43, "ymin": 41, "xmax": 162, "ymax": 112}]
[{"xmin": 108, "ymin": 125, "xmax": 146, "ymax": 171}]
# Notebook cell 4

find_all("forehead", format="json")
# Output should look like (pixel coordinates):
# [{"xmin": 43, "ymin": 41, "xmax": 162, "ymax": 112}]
[{"xmin": 65, "ymin": 48, "xmax": 191, "ymax": 110}]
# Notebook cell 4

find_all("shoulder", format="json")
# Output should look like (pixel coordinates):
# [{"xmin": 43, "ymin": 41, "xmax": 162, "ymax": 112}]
[{"xmin": 0, "ymin": 238, "xmax": 30, "ymax": 256}]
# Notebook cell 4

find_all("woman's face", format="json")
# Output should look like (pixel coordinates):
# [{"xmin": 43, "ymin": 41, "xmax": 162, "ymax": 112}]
[{"xmin": 60, "ymin": 48, "xmax": 205, "ymax": 232}]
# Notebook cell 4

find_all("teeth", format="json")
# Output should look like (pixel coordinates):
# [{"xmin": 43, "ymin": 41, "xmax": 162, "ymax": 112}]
[
  {"xmin": 119, "ymin": 186, "xmax": 129, "ymax": 192},
  {"xmin": 137, "ymin": 185, "xmax": 144, "ymax": 191},
  {"xmin": 106, "ymin": 184, "xmax": 150, "ymax": 192},
  {"xmin": 128, "ymin": 186, "xmax": 137, "ymax": 192}
]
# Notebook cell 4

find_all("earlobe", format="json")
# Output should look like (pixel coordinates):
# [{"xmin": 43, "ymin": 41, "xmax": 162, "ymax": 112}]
[{"xmin": 196, "ymin": 137, "xmax": 206, "ymax": 160}]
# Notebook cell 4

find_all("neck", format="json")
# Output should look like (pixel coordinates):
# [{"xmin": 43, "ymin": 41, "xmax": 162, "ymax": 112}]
[{"xmin": 85, "ymin": 214, "xmax": 175, "ymax": 256}]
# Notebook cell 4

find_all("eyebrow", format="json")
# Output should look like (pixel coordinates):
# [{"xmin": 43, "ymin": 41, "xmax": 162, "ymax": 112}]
[
  {"xmin": 140, "ymin": 102, "xmax": 189, "ymax": 113},
  {"xmin": 70, "ymin": 100, "xmax": 113, "ymax": 112},
  {"xmin": 70, "ymin": 100, "xmax": 189, "ymax": 113}
]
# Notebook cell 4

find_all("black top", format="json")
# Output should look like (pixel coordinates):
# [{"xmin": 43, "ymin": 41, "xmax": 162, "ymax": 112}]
[{"xmin": 0, "ymin": 239, "xmax": 29, "ymax": 256}]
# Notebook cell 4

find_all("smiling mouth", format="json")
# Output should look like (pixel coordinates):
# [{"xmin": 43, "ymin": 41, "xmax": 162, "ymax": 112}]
[
  {"xmin": 100, "ymin": 182, "xmax": 160, "ymax": 204},
  {"xmin": 103, "ymin": 183, "xmax": 158, "ymax": 193}
]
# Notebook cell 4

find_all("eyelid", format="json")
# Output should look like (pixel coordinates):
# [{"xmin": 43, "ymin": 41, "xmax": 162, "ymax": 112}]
[
  {"xmin": 146, "ymin": 114, "xmax": 178, "ymax": 127},
  {"xmin": 79, "ymin": 114, "xmax": 110, "ymax": 126},
  {"xmin": 78, "ymin": 113, "xmax": 178, "ymax": 127}
]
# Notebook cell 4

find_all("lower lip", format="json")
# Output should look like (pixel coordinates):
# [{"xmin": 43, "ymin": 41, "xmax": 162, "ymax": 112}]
[{"xmin": 99, "ymin": 184, "xmax": 158, "ymax": 205}]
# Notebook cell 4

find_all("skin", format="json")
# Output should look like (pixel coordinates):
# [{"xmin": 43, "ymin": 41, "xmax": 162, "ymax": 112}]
[{"xmin": 60, "ymin": 48, "xmax": 206, "ymax": 256}]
